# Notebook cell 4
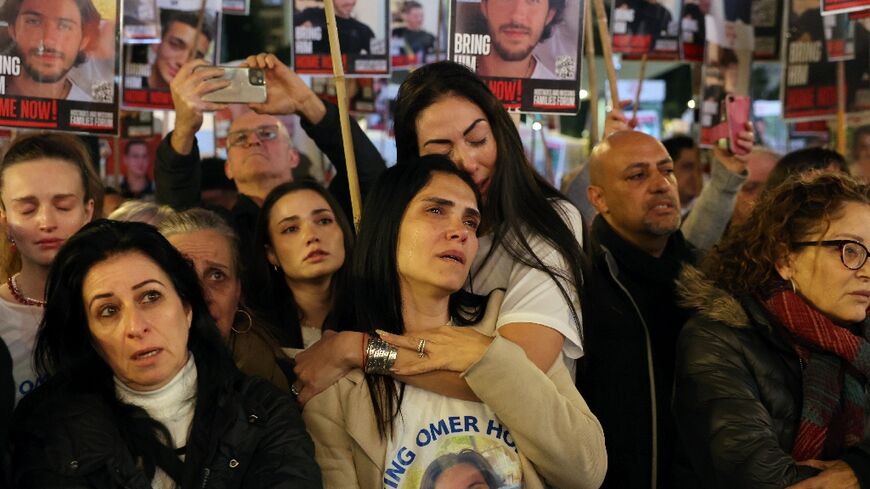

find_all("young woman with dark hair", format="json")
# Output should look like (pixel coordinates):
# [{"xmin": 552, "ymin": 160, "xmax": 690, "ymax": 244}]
[
  {"xmin": 0, "ymin": 132, "xmax": 99, "ymax": 404},
  {"xmin": 11, "ymin": 219, "xmax": 321, "ymax": 488},
  {"xmin": 303, "ymin": 156, "xmax": 605, "ymax": 489},
  {"xmin": 252, "ymin": 179, "xmax": 354, "ymax": 350},
  {"xmin": 243, "ymin": 54, "xmax": 586, "ymax": 405}
]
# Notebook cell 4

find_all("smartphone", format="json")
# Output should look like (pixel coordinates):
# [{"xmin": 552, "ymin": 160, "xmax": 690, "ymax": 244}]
[
  {"xmin": 725, "ymin": 95, "xmax": 751, "ymax": 156},
  {"xmin": 196, "ymin": 66, "xmax": 267, "ymax": 104}
]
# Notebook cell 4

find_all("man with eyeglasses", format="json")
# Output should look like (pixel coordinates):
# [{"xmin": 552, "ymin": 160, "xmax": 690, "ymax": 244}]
[{"xmin": 153, "ymin": 57, "xmax": 385, "ymax": 290}]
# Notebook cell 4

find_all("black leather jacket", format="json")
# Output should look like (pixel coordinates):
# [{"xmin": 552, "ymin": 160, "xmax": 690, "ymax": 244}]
[
  {"xmin": 11, "ymin": 367, "xmax": 322, "ymax": 488},
  {"xmin": 673, "ymin": 265, "xmax": 870, "ymax": 488}
]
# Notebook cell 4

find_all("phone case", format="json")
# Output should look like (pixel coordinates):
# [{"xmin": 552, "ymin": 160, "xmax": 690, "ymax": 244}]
[
  {"xmin": 199, "ymin": 67, "xmax": 267, "ymax": 104},
  {"xmin": 726, "ymin": 95, "xmax": 750, "ymax": 156}
]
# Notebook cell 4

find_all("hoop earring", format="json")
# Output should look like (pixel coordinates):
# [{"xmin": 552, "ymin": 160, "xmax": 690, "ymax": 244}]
[
  {"xmin": 789, "ymin": 278, "xmax": 797, "ymax": 294},
  {"xmin": 231, "ymin": 309, "xmax": 253, "ymax": 334}
]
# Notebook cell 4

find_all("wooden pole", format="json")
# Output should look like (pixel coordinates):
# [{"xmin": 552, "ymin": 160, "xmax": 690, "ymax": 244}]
[
  {"xmin": 585, "ymin": 0, "xmax": 598, "ymax": 145},
  {"xmin": 592, "ymin": 0, "xmax": 620, "ymax": 107},
  {"xmin": 186, "ymin": 0, "xmax": 209, "ymax": 61},
  {"xmin": 323, "ymin": 0, "xmax": 362, "ymax": 229},
  {"xmin": 836, "ymin": 60, "xmax": 846, "ymax": 156},
  {"xmin": 632, "ymin": 53, "xmax": 648, "ymax": 122}
]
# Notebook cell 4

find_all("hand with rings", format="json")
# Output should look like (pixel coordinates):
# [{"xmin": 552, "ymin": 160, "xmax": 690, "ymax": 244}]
[{"xmin": 376, "ymin": 326, "xmax": 494, "ymax": 376}]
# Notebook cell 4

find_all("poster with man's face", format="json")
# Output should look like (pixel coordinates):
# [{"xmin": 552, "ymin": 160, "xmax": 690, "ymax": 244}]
[
  {"xmin": 783, "ymin": 0, "xmax": 869, "ymax": 120},
  {"xmin": 293, "ymin": 0, "xmax": 390, "ymax": 75},
  {"xmin": 122, "ymin": 0, "xmax": 220, "ymax": 110},
  {"xmin": 390, "ymin": 0, "xmax": 445, "ymax": 69},
  {"xmin": 698, "ymin": 0, "xmax": 754, "ymax": 147},
  {"xmin": 611, "ymin": 0, "xmax": 682, "ymax": 60},
  {"xmin": 449, "ymin": 0, "xmax": 584, "ymax": 113},
  {"xmin": 0, "ymin": 0, "xmax": 120, "ymax": 134}
]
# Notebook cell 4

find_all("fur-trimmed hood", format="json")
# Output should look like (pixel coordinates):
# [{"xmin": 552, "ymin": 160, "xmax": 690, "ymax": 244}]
[{"xmin": 676, "ymin": 264, "xmax": 752, "ymax": 329}]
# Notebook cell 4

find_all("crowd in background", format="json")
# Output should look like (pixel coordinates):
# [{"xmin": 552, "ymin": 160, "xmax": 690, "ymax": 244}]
[{"xmin": 0, "ymin": 54, "xmax": 868, "ymax": 489}]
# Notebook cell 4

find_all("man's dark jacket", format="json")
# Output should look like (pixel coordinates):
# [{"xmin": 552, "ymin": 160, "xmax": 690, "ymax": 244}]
[{"xmin": 577, "ymin": 215, "xmax": 697, "ymax": 489}]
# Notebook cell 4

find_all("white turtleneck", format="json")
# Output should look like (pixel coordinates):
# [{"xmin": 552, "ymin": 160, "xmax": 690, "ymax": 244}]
[{"xmin": 114, "ymin": 354, "xmax": 198, "ymax": 489}]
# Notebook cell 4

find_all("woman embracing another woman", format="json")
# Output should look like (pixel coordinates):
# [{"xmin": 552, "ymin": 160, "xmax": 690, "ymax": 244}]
[{"xmin": 303, "ymin": 156, "xmax": 606, "ymax": 489}]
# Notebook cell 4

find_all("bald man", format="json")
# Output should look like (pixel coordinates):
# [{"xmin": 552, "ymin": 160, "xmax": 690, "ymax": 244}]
[{"xmin": 577, "ymin": 130, "xmax": 702, "ymax": 489}]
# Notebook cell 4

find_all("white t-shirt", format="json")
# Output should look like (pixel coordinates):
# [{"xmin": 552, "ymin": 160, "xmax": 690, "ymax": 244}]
[
  {"xmin": 0, "ymin": 297, "xmax": 43, "ymax": 404},
  {"xmin": 383, "ymin": 385, "xmax": 523, "ymax": 489},
  {"xmin": 469, "ymin": 199, "xmax": 584, "ymax": 369}
]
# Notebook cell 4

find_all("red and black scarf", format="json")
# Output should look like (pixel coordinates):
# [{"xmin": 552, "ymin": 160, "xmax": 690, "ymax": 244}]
[{"xmin": 763, "ymin": 281, "xmax": 870, "ymax": 461}]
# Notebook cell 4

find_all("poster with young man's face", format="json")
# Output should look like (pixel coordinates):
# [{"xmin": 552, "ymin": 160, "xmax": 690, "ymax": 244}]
[
  {"xmin": 698, "ymin": 0, "xmax": 754, "ymax": 148},
  {"xmin": 783, "ymin": 0, "xmax": 869, "ymax": 120},
  {"xmin": 611, "ymin": 0, "xmax": 682, "ymax": 60},
  {"xmin": 0, "ymin": 0, "xmax": 120, "ymax": 134},
  {"xmin": 449, "ymin": 0, "xmax": 584, "ymax": 113},
  {"xmin": 122, "ymin": 0, "xmax": 220, "ymax": 110},
  {"xmin": 293, "ymin": 0, "xmax": 390, "ymax": 75},
  {"xmin": 390, "ymin": 0, "xmax": 444, "ymax": 69}
]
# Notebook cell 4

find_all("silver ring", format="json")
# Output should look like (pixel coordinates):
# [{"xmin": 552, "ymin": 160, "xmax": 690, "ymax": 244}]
[
  {"xmin": 290, "ymin": 384, "xmax": 300, "ymax": 397},
  {"xmin": 416, "ymin": 338, "xmax": 426, "ymax": 358}
]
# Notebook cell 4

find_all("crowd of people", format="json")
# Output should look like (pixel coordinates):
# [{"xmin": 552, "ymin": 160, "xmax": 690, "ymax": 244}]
[{"xmin": 0, "ymin": 51, "xmax": 868, "ymax": 489}]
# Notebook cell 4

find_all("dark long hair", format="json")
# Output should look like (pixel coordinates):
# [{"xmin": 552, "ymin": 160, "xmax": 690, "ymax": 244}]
[
  {"xmin": 334, "ymin": 155, "xmax": 489, "ymax": 436},
  {"xmin": 252, "ymin": 179, "xmax": 354, "ymax": 347},
  {"xmin": 765, "ymin": 146, "xmax": 849, "ymax": 192},
  {"xmin": 32, "ymin": 219, "xmax": 235, "ymax": 480},
  {"xmin": 394, "ymin": 61, "xmax": 584, "ymax": 338}
]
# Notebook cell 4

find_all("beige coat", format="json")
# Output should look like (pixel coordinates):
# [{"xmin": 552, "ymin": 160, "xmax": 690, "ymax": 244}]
[{"xmin": 303, "ymin": 292, "xmax": 607, "ymax": 489}]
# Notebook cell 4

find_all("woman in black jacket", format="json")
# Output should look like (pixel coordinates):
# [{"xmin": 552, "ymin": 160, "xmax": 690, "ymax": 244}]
[
  {"xmin": 10, "ymin": 220, "xmax": 322, "ymax": 488},
  {"xmin": 673, "ymin": 173, "xmax": 870, "ymax": 489}
]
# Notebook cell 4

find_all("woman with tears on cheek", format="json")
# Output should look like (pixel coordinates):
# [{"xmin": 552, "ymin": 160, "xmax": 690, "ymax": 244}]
[
  {"xmin": 302, "ymin": 156, "xmax": 605, "ymax": 489},
  {"xmin": 10, "ymin": 220, "xmax": 322, "ymax": 489}
]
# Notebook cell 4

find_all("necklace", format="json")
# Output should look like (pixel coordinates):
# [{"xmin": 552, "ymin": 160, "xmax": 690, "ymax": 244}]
[{"xmin": 7, "ymin": 274, "xmax": 46, "ymax": 307}]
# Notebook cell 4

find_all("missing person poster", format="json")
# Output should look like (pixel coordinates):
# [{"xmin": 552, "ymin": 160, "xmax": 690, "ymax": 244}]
[
  {"xmin": 311, "ymin": 76, "xmax": 387, "ymax": 112},
  {"xmin": 824, "ymin": 12, "xmax": 856, "ymax": 60},
  {"xmin": 699, "ymin": 0, "xmax": 754, "ymax": 147},
  {"xmin": 752, "ymin": 0, "xmax": 783, "ymax": 60},
  {"xmin": 122, "ymin": 0, "xmax": 221, "ymax": 110},
  {"xmin": 391, "ymin": 0, "xmax": 444, "ymax": 69},
  {"xmin": 293, "ymin": 0, "xmax": 390, "ymax": 75},
  {"xmin": 124, "ymin": 0, "xmax": 160, "ymax": 41},
  {"xmin": 0, "ymin": 0, "xmax": 120, "ymax": 134},
  {"xmin": 783, "ymin": 0, "xmax": 870, "ymax": 120},
  {"xmin": 679, "ymin": 0, "xmax": 705, "ymax": 60},
  {"xmin": 611, "ymin": 0, "xmax": 682, "ymax": 60},
  {"xmin": 448, "ymin": 0, "xmax": 584, "ymax": 113},
  {"xmin": 821, "ymin": 0, "xmax": 870, "ymax": 16}
]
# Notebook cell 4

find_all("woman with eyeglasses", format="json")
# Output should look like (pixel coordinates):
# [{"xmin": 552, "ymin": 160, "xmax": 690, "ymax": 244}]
[{"xmin": 672, "ymin": 173, "xmax": 870, "ymax": 489}]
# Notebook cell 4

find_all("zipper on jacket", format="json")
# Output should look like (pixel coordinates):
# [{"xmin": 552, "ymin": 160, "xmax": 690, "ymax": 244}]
[
  {"xmin": 602, "ymin": 247, "xmax": 658, "ymax": 489},
  {"xmin": 199, "ymin": 467, "xmax": 211, "ymax": 488}
]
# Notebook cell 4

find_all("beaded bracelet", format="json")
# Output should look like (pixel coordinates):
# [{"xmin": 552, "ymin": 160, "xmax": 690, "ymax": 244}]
[{"xmin": 364, "ymin": 335, "xmax": 398, "ymax": 375}]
